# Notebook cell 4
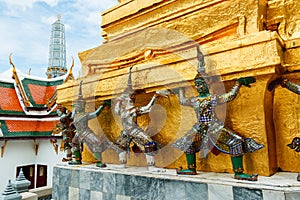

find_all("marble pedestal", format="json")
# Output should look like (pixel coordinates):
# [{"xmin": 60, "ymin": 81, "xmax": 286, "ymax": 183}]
[{"xmin": 52, "ymin": 163, "xmax": 300, "ymax": 200}]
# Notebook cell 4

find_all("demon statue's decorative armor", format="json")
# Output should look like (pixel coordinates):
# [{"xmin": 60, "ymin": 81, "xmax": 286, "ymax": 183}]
[
  {"xmin": 114, "ymin": 67, "xmax": 168, "ymax": 171},
  {"xmin": 57, "ymin": 106, "xmax": 76, "ymax": 162},
  {"xmin": 70, "ymin": 81, "xmax": 112, "ymax": 167},
  {"xmin": 172, "ymin": 45, "xmax": 264, "ymax": 181},
  {"xmin": 269, "ymin": 77, "xmax": 300, "ymax": 181}
]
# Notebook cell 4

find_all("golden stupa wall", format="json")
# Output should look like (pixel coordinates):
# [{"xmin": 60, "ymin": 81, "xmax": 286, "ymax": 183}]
[{"xmin": 57, "ymin": 0, "xmax": 300, "ymax": 176}]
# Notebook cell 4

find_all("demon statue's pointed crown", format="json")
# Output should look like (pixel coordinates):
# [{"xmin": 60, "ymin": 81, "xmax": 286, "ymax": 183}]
[
  {"xmin": 123, "ymin": 66, "xmax": 135, "ymax": 95},
  {"xmin": 74, "ymin": 80, "xmax": 86, "ymax": 109},
  {"xmin": 194, "ymin": 45, "xmax": 209, "ymax": 85}
]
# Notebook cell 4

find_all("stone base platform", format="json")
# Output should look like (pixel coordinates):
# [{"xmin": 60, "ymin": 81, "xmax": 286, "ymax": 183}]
[{"xmin": 52, "ymin": 163, "xmax": 300, "ymax": 200}]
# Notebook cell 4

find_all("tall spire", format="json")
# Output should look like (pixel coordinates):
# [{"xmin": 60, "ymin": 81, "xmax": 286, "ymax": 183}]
[{"xmin": 46, "ymin": 13, "xmax": 67, "ymax": 78}]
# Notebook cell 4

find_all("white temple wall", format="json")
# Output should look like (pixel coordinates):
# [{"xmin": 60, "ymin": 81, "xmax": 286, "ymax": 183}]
[{"xmin": 0, "ymin": 139, "xmax": 63, "ymax": 190}]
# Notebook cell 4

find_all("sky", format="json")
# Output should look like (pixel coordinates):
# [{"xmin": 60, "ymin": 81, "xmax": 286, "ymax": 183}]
[{"xmin": 0, "ymin": 0, "xmax": 118, "ymax": 78}]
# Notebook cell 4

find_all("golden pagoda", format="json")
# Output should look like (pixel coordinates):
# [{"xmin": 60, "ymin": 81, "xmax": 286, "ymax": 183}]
[{"xmin": 57, "ymin": 0, "xmax": 300, "ymax": 177}]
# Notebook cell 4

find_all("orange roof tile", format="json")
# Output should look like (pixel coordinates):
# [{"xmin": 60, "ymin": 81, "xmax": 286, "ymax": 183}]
[
  {"xmin": 5, "ymin": 120, "xmax": 57, "ymax": 132},
  {"xmin": 27, "ymin": 84, "xmax": 57, "ymax": 105},
  {"xmin": 0, "ymin": 87, "xmax": 23, "ymax": 111}
]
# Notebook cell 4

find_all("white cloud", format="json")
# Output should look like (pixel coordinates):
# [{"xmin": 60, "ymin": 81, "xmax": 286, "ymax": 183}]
[
  {"xmin": 86, "ymin": 11, "xmax": 102, "ymax": 27},
  {"xmin": 72, "ymin": 0, "xmax": 117, "ymax": 11},
  {"xmin": 70, "ymin": 0, "xmax": 116, "ymax": 25},
  {"xmin": 1, "ymin": 0, "xmax": 37, "ymax": 10},
  {"xmin": 41, "ymin": 15, "xmax": 57, "ymax": 26},
  {"xmin": 0, "ymin": 0, "xmax": 118, "ymax": 77},
  {"xmin": 0, "ymin": 14, "xmax": 49, "ymax": 73},
  {"xmin": 1, "ymin": 0, "xmax": 58, "ymax": 11},
  {"xmin": 42, "ymin": 0, "xmax": 58, "ymax": 7}
]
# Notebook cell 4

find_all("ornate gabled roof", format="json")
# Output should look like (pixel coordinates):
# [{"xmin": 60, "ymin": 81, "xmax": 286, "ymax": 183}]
[
  {"xmin": 0, "ymin": 54, "xmax": 72, "ymax": 138},
  {"xmin": 0, "ymin": 78, "xmax": 60, "ymax": 137},
  {"xmin": 8, "ymin": 54, "xmax": 69, "ymax": 113},
  {"xmin": 21, "ymin": 78, "xmax": 63, "ymax": 108}
]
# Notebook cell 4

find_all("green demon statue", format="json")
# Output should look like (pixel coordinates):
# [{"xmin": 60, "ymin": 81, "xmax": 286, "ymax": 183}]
[
  {"xmin": 172, "ymin": 45, "xmax": 264, "ymax": 181},
  {"xmin": 70, "ymin": 81, "xmax": 112, "ymax": 167},
  {"xmin": 56, "ymin": 106, "xmax": 76, "ymax": 162}
]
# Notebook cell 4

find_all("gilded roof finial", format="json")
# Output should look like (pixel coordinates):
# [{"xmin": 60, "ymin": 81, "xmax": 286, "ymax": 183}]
[
  {"xmin": 70, "ymin": 56, "xmax": 74, "ymax": 70},
  {"xmin": 9, "ymin": 53, "xmax": 31, "ymax": 107},
  {"xmin": 57, "ymin": 12, "xmax": 61, "ymax": 21},
  {"xmin": 9, "ymin": 53, "xmax": 16, "ymax": 72},
  {"xmin": 64, "ymin": 57, "xmax": 75, "ymax": 83}
]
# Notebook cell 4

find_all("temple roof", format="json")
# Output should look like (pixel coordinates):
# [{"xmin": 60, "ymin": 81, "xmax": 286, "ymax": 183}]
[
  {"xmin": 0, "ymin": 66, "xmax": 67, "ymax": 137},
  {"xmin": 0, "ymin": 118, "xmax": 58, "ymax": 137},
  {"xmin": 21, "ymin": 77, "xmax": 63, "ymax": 108},
  {"xmin": 0, "ymin": 67, "xmax": 64, "ymax": 113}
]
